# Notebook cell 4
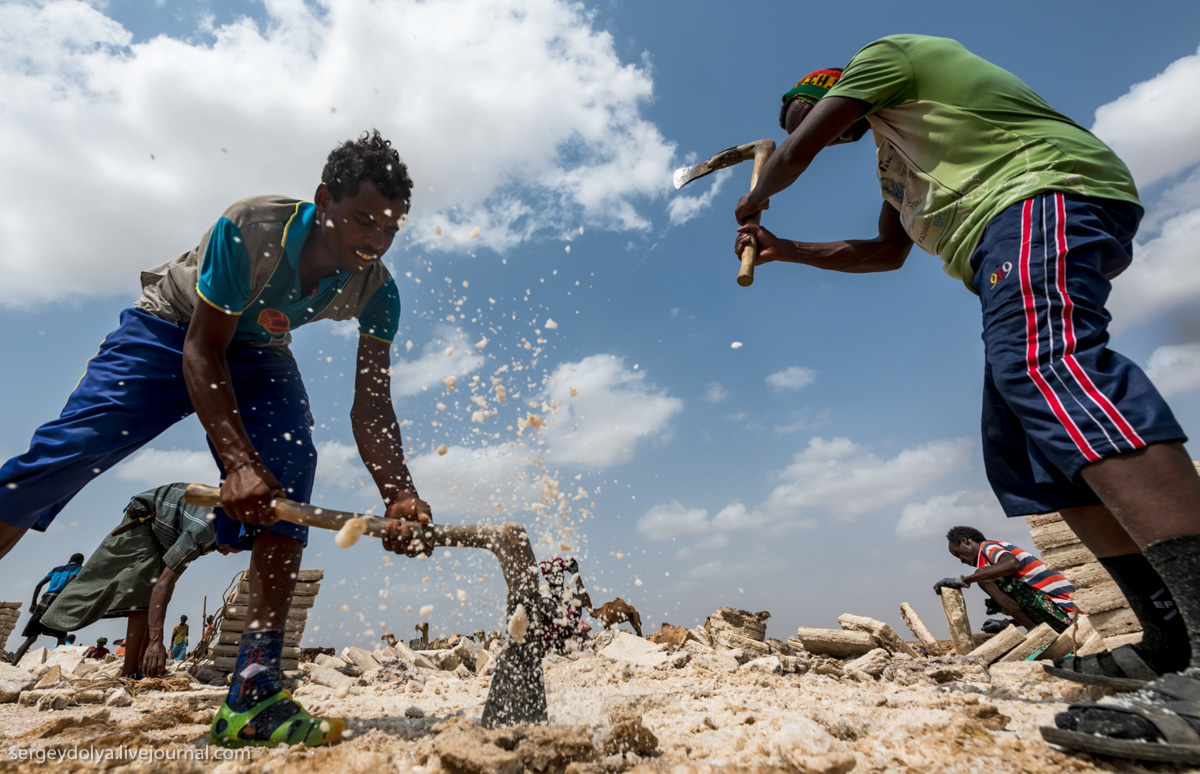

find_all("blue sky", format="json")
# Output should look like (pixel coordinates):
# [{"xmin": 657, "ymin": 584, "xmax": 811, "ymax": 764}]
[{"xmin": 2, "ymin": 0, "xmax": 1200, "ymax": 652}]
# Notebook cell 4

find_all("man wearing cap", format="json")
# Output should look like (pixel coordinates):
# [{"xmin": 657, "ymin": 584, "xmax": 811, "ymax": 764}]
[
  {"xmin": 730, "ymin": 34, "xmax": 1200, "ymax": 763},
  {"xmin": 84, "ymin": 637, "xmax": 110, "ymax": 660}
]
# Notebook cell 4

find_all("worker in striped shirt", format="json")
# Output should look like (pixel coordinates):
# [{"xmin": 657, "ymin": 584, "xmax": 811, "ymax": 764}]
[{"xmin": 935, "ymin": 525, "xmax": 1076, "ymax": 633}]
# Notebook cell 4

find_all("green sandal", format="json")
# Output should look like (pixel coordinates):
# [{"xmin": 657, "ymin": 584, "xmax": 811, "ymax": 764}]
[{"xmin": 209, "ymin": 690, "xmax": 347, "ymax": 748}]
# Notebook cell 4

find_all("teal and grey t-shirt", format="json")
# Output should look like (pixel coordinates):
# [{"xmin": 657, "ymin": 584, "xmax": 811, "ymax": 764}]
[
  {"xmin": 826, "ymin": 35, "xmax": 1141, "ymax": 292},
  {"xmin": 135, "ymin": 196, "xmax": 400, "ymax": 348}
]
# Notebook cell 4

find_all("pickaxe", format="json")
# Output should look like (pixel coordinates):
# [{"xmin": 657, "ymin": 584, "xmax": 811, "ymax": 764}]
[
  {"xmin": 673, "ymin": 139, "xmax": 776, "ymax": 287},
  {"xmin": 184, "ymin": 483, "xmax": 548, "ymax": 729}
]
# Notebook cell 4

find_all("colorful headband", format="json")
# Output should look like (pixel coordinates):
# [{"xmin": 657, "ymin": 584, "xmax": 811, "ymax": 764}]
[{"xmin": 782, "ymin": 69, "xmax": 843, "ymax": 106}]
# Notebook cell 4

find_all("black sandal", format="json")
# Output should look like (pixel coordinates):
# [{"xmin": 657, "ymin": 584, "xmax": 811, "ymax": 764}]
[{"xmin": 1043, "ymin": 643, "xmax": 1159, "ymax": 690}]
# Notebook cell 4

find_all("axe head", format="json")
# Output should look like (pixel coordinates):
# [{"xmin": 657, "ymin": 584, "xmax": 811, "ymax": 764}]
[{"xmin": 672, "ymin": 139, "xmax": 772, "ymax": 190}]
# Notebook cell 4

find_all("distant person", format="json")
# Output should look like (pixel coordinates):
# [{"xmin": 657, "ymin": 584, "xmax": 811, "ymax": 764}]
[
  {"xmin": 193, "ymin": 615, "xmax": 218, "ymax": 659},
  {"xmin": 115, "ymin": 638, "xmax": 126, "ymax": 656},
  {"xmin": 935, "ymin": 526, "xmax": 1075, "ymax": 634},
  {"xmin": 84, "ymin": 637, "xmax": 110, "ymax": 660},
  {"xmin": 729, "ymin": 34, "xmax": 1200, "ymax": 762},
  {"xmin": 171, "ymin": 616, "xmax": 190, "ymax": 661},
  {"xmin": 52, "ymin": 634, "xmax": 77, "ymax": 650},
  {"xmin": 9, "ymin": 553, "xmax": 83, "ymax": 665},
  {"xmin": 41, "ymin": 483, "xmax": 236, "ymax": 679}
]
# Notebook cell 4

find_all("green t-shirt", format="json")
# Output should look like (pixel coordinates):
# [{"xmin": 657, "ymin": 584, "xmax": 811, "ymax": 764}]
[{"xmin": 826, "ymin": 35, "xmax": 1141, "ymax": 292}]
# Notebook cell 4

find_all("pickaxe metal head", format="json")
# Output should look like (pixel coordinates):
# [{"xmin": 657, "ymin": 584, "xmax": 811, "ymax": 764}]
[{"xmin": 673, "ymin": 139, "xmax": 776, "ymax": 190}]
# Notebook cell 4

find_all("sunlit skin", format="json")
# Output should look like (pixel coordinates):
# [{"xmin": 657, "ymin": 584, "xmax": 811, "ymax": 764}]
[{"xmin": 182, "ymin": 179, "xmax": 430, "ymax": 637}]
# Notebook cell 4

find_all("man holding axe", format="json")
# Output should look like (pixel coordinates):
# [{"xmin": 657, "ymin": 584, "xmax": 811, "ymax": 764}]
[
  {"xmin": 0, "ymin": 130, "xmax": 432, "ymax": 748},
  {"xmin": 727, "ymin": 36, "xmax": 1200, "ymax": 765}
]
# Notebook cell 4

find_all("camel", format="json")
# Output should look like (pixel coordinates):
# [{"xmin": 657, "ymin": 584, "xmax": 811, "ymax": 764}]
[
  {"xmin": 647, "ymin": 623, "xmax": 688, "ymax": 648},
  {"xmin": 578, "ymin": 592, "xmax": 642, "ymax": 637},
  {"xmin": 409, "ymin": 622, "xmax": 430, "ymax": 650},
  {"xmin": 380, "ymin": 633, "xmax": 398, "ymax": 648}
]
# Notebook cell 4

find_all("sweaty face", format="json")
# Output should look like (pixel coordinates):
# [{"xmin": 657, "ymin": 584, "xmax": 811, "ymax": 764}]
[{"xmin": 318, "ymin": 181, "xmax": 409, "ymax": 273}]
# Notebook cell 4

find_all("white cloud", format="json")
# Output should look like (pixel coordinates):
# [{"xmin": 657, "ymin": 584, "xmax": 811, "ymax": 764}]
[
  {"xmin": 894, "ymin": 489, "xmax": 1004, "ymax": 540},
  {"xmin": 409, "ymin": 444, "xmax": 534, "ymax": 520},
  {"xmin": 1092, "ymin": 44, "xmax": 1200, "ymax": 189},
  {"xmin": 762, "ymin": 436, "xmax": 973, "ymax": 520},
  {"xmin": 1145, "ymin": 342, "xmax": 1200, "ymax": 397},
  {"xmin": 703, "ymin": 382, "xmax": 728, "ymax": 403},
  {"xmin": 392, "ymin": 326, "xmax": 485, "ymax": 399},
  {"xmin": 766, "ymin": 366, "xmax": 816, "ymax": 391},
  {"xmin": 0, "ymin": 0, "xmax": 675, "ymax": 306},
  {"xmin": 667, "ymin": 168, "xmax": 731, "ymax": 226},
  {"xmin": 112, "ymin": 447, "xmax": 219, "ymax": 486},
  {"xmin": 542, "ymin": 355, "xmax": 683, "ymax": 468},
  {"xmin": 637, "ymin": 500, "xmax": 710, "ymax": 541},
  {"xmin": 773, "ymin": 408, "xmax": 831, "ymax": 434},
  {"xmin": 1090, "ymin": 47, "xmax": 1200, "ymax": 327}
]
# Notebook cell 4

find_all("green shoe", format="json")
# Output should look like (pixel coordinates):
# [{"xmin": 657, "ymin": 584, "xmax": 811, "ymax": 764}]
[{"xmin": 209, "ymin": 690, "xmax": 347, "ymax": 748}]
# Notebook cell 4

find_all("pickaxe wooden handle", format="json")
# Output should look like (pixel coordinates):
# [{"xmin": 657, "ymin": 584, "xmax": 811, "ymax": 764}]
[
  {"xmin": 184, "ymin": 483, "xmax": 539, "ymax": 600},
  {"xmin": 737, "ymin": 140, "xmax": 776, "ymax": 287},
  {"xmin": 672, "ymin": 138, "xmax": 776, "ymax": 287}
]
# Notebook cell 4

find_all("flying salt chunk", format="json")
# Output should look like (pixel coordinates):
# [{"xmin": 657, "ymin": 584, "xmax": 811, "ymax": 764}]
[
  {"xmin": 560, "ymin": 541, "xmax": 572, "ymax": 551},
  {"xmin": 405, "ymin": 340, "xmax": 414, "ymax": 351},
  {"xmin": 496, "ymin": 385, "xmax": 507, "ymax": 404},
  {"xmin": 635, "ymin": 578, "xmax": 643, "ymax": 587},
  {"xmin": 436, "ymin": 402, "xmax": 446, "ymax": 412},
  {"xmin": 508, "ymin": 603, "xmax": 529, "ymax": 643},
  {"xmin": 474, "ymin": 336, "xmax": 488, "ymax": 349},
  {"xmin": 564, "ymin": 245, "xmax": 571, "ymax": 254},
  {"xmin": 468, "ymin": 227, "xmax": 480, "ymax": 239},
  {"xmin": 456, "ymin": 589, "xmax": 468, "ymax": 602},
  {"xmin": 569, "ymin": 388, "xmax": 578, "ymax": 398},
  {"xmin": 731, "ymin": 341, "xmax": 744, "ymax": 349},
  {"xmin": 544, "ymin": 319, "xmax": 558, "ymax": 330},
  {"xmin": 435, "ymin": 226, "xmax": 442, "ymax": 236},
  {"xmin": 471, "ymin": 410, "xmax": 490, "ymax": 423},
  {"xmin": 444, "ymin": 376, "xmax": 457, "ymax": 391},
  {"xmin": 444, "ymin": 346, "xmax": 454, "ymax": 356},
  {"xmin": 335, "ymin": 517, "xmax": 368, "ymax": 549},
  {"xmin": 420, "ymin": 604, "xmax": 434, "ymax": 617},
  {"xmin": 526, "ymin": 414, "xmax": 544, "ymax": 428},
  {"xmin": 437, "ymin": 444, "xmax": 448, "ymax": 456}
]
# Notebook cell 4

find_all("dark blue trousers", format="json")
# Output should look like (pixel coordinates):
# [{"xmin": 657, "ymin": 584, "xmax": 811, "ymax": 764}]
[{"xmin": 0, "ymin": 308, "xmax": 315, "ymax": 546}]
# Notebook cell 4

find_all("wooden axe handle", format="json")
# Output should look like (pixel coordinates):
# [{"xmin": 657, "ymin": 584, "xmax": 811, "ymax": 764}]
[
  {"xmin": 184, "ymin": 483, "xmax": 524, "ymax": 552},
  {"xmin": 737, "ymin": 140, "xmax": 777, "ymax": 287}
]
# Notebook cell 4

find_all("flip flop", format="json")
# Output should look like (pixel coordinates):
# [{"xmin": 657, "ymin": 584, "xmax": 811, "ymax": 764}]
[
  {"xmin": 209, "ymin": 689, "xmax": 347, "ymax": 748},
  {"xmin": 1043, "ymin": 643, "xmax": 1158, "ymax": 691},
  {"xmin": 1040, "ymin": 672, "xmax": 1200, "ymax": 764}
]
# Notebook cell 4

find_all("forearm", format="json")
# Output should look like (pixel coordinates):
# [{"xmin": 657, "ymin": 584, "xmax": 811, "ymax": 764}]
[
  {"xmin": 182, "ymin": 340, "xmax": 259, "ymax": 470},
  {"xmin": 146, "ymin": 566, "xmax": 180, "ymax": 642},
  {"xmin": 964, "ymin": 555, "xmax": 1021, "ymax": 585},
  {"xmin": 352, "ymin": 398, "xmax": 418, "ymax": 504},
  {"xmin": 771, "ymin": 235, "xmax": 911, "ymax": 274}
]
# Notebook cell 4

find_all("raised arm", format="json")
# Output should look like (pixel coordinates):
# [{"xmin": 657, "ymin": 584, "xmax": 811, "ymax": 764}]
[
  {"xmin": 182, "ymin": 301, "xmax": 283, "ymax": 524},
  {"xmin": 351, "ymin": 336, "xmax": 432, "ymax": 556}
]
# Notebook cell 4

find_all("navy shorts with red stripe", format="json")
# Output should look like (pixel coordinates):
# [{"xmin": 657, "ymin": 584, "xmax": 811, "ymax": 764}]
[{"xmin": 970, "ymin": 192, "xmax": 1186, "ymax": 518}]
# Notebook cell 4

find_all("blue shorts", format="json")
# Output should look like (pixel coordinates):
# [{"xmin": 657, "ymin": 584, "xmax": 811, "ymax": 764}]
[
  {"xmin": 0, "ymin": 308, "xmax": 316, "ymax": 547},
  {"xmin": 971, "ymin": 193, "xmax": 1186, "ymax": 518},
  {"xmin": 171, "ymin": 642, "xmax": 188, "ymax": 660}
]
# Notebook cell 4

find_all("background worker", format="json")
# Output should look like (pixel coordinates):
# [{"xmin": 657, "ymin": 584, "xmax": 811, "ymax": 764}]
[
  {"xmin": 9, "ymin": 553, "xmax": 83, "ymax": 666},
  {"xmin": 935, "ymin": 525, "xmax": 1075, "ymax": 633},
  {"xmin": 41, "ymin": 482, "xmax": 235, "ymax": 678},
  {"xmin": 730, "ymin": 35, "xmax": 1200, "ymax": 761},
  {"xmin": 171, "ymin": 615, "xmax": 189, "ymax": 662}
]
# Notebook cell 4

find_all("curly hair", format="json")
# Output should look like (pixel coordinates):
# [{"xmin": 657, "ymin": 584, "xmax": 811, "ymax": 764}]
[
  {"xmin": 945, "ymin": 525, "xmax": 986, "ymax": 545},
  {"xmin": 322, "ymin": 129, "xmax": 413, "ymax": 204}
]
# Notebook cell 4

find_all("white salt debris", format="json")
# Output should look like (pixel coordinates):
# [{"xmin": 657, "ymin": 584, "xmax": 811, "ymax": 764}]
[
  {"xmin": 455, "ymin": 589, "xmax": 468, "ymax": 602},
  {"xmin": 420, "ymin": 604, "xmax": 434, "ymax": 617},
  {"xmin": 508, "ymin": 603, "xmax": 530, "ymax": 643},
  {"xmin": 334, "ymin": 517, "xmax": 368, "ymax": 549},
  {"xmin": 468, "ymin": 227, "xmax": 480, "ymax": 239},
  {"xmin": 437, "ymin": 444, "xmax": 449, "ymax": 456},
  {"xmin": 444, "ymin": 376, "xmax": 457, "ymax": 391},
  {"xmin": 731, "ymin": 341, "xmax": 744, "ymax": 349},
  {"xmin": 564, "ymin": 245, "xmax": 571, "ymax": 253},
  {"xmin": 544, "ymin": 318, "xmax": 558, "ymax": 330}
]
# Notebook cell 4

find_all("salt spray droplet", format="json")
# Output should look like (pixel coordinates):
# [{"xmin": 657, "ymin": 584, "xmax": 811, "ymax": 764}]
[
  {"xmin": 508, "ymin": 603, "xmax": 529, "ymax": 643},
  {"xmin": 335, "ymin": 517, "xmax": 368, "ymax": 549}
]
